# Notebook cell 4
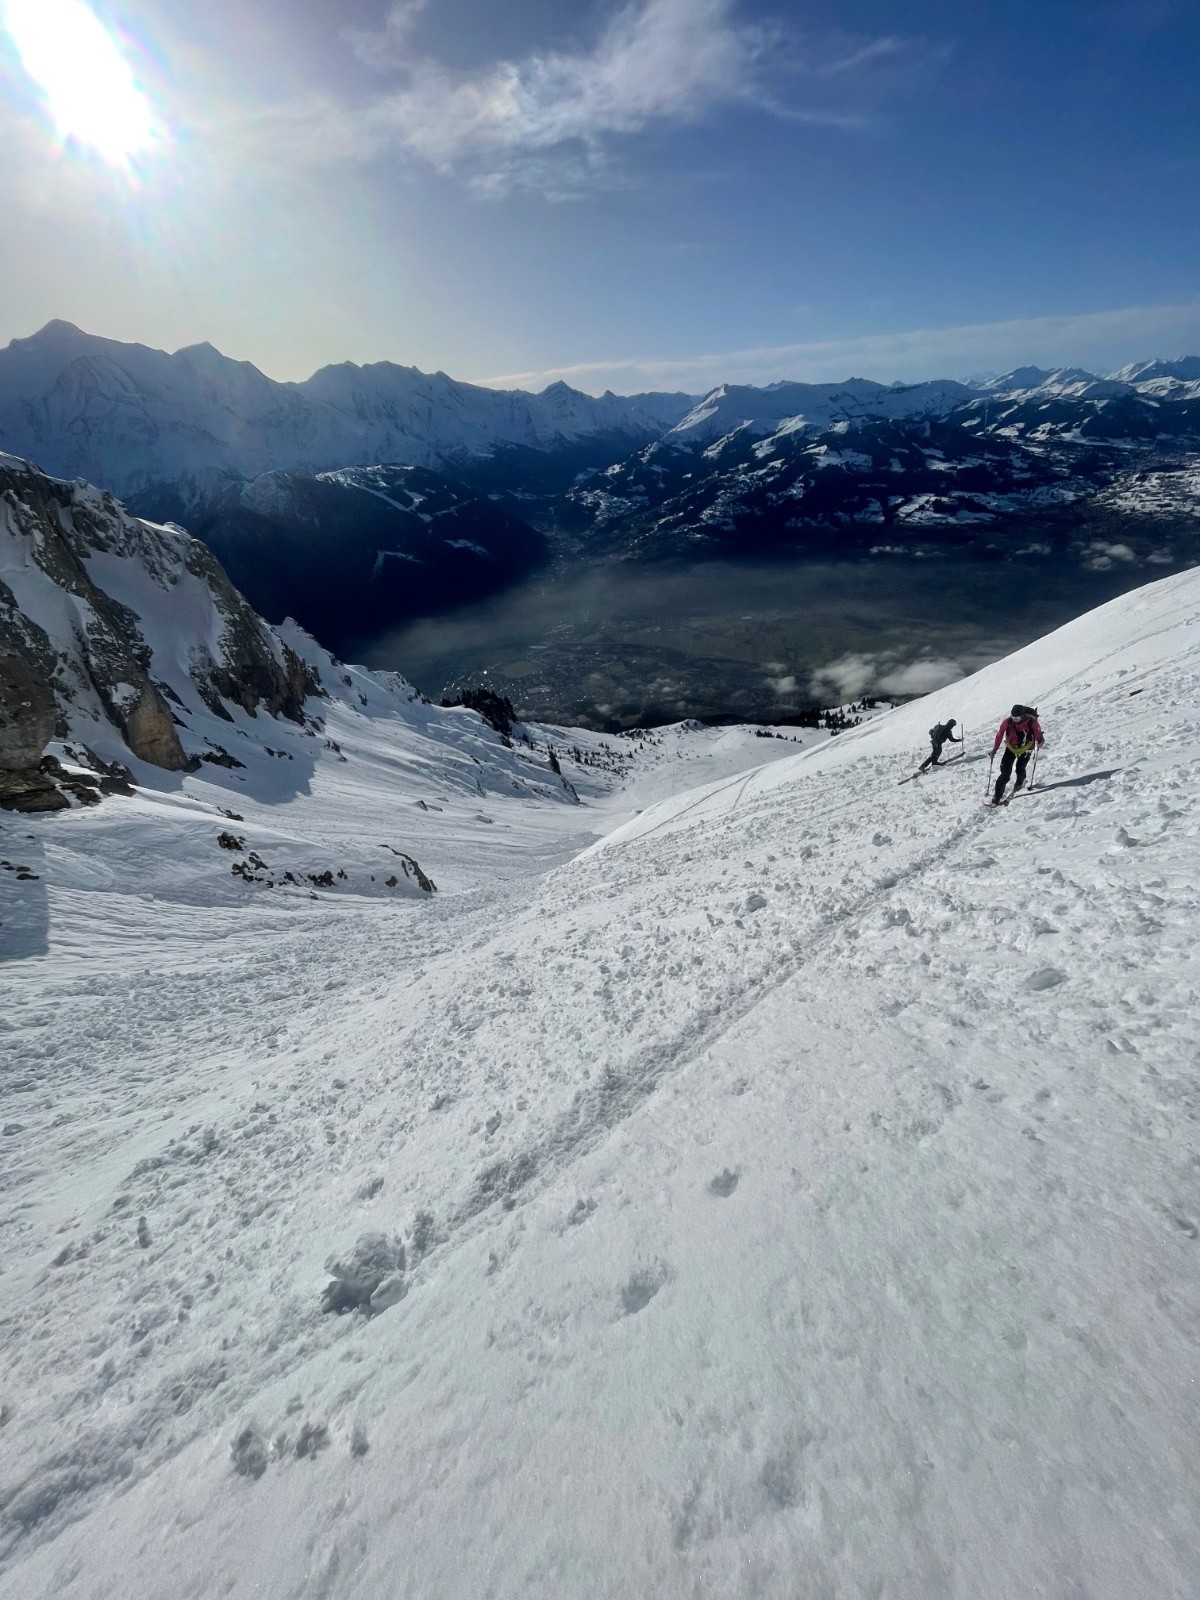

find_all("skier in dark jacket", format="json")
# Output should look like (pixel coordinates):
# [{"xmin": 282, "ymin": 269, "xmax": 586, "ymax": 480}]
[
  {"xmin": 919, "ymin": 718, "xmax": 962, "ymax": 771},
  {"xmin": 991, "ymin": 705, "xmax": 1044, "ymax": 804}
]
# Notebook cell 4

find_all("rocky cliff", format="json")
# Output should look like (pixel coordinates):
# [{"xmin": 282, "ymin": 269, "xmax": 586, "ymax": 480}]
[{"xmin": 0, "ymin": 453, "xmax": 320, "ymax": 810}]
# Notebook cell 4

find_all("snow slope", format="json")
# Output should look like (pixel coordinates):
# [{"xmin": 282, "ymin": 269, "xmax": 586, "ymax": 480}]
[{"xmin": 2, "ymin": 569, "xmax": 1199, "ymax": 1598}]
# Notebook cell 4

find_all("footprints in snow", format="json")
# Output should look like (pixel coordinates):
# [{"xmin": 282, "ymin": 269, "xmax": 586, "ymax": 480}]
[
  {"xmin": 618, "ymin": 1171, "xmax": 740, "ymax": 1315},
  {"xmin": 621, "ymin": 1260, "xmax": 671, "ymax": 1316},
  {"xmin": 231, "ymin": 1411, "xmax": 365, "ymax": 1482},
  {"xmin": 559, "ymin": 1171, "xmax": 742, "ymax": 1323}
]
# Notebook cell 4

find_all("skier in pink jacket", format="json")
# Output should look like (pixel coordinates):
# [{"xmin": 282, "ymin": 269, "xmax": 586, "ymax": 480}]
[{"xmin": 991, "ymin": 705, "xmax": 1044, "ymax": 805}]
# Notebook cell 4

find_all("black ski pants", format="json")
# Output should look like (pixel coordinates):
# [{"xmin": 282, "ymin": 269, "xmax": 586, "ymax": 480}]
[
  {"xmin": 920, "ymin": 736, "xmax": 947, "ymax": 771},
  {"xmin": 993, "ymin": 746, "xmax": 1030, "ymax": 802}
]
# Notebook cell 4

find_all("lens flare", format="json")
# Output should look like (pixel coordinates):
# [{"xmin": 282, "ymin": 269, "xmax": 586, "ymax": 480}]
[{"xmin": 2, "ymin": 0, "xmax": 159, "ymax": 167}]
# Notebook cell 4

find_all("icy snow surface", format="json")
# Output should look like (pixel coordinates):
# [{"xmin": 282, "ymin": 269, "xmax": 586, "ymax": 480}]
[{"xmin": 2, "ymin": 569, "xmax": 1200, "ymax": 1598}]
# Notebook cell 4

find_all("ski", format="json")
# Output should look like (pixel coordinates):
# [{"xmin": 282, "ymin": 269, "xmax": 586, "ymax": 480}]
[
  {"xmin": 986, "ymin": 788, "xmax": 1035, "ymax": 806},
  {"xmin": 898, "ymin": 753, "xmax": 966, "ymax": 786}
]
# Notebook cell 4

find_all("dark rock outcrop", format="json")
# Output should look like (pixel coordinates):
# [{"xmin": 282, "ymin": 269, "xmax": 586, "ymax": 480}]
[
  {"xmin": 0, "ymin": 453, "xmax": 322, "ymax": 810},
  {"xmin": 0, "ymin": 578, "xmax": 64, "ymax": 808}
]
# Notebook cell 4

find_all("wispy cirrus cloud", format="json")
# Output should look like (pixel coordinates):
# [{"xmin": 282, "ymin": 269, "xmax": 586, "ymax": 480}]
[
  {"xmin": 346, "ymin": 0, "xmax": 430, "ymax": 67},
  {"xmin": 366, "ymin": 0, "xmax": 778, "ymax": 191},
  {"xmin": 819, "ymin": 37, "xmax": 908, "ymax": 77},
  {"xmin": 260, "ymin": 0, "xmax": 925, "ymax": 197},
  {"xmin": 474, "ymin": 300, "xmax": 1200, "ymax": 395}
]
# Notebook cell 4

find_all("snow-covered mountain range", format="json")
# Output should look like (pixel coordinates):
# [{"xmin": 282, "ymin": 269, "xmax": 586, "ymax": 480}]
[
  {"xmin": 0, "ymin": 322, "xmax": 693, "ymax": 503},
  {"xmin": 663, "ymin": 377, "xmax": 980, "ymax": 445},
  {"xmin": 574, "ymin": 374, "xmax": 1200, "ymax": 567},
  {"xmin": 2, "ymin": 322, "xmax": 1198, "ymax": 510},
  {"xmin": 3, "ymin": 322, "xmax": 1200, "ymax": 669},
  {"xmin": 2, "ymin": 516, "xmax": 1197, "ymax": 1596}
]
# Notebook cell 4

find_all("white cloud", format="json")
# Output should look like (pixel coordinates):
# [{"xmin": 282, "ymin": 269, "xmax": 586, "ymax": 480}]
[
  {"xmin": 819, "ymin": 37, "xmax": 907, "ymax": 77},
  {"xmin": 810, "ymin": 653, "xmax": 877, "ymax": 701},
  {"xmin": 477, "ymin": 300, "xmax": 1200, "ymax": 394},
  {"xmin": 269, "ymin": 1, "xmax": 916, "ymax": 196},
  {"xmin": 1082, "ymin": 540, "xmax": 1138, "ymax": 571},
  {"xmin": 812, "ymin": 651, "xmax": 965, "ymax": 700},
  {"xmin": 877, "ymin": 658, "xmax": 964, "ymax": 696},
  {"xmin": 364, "ymin": 0, "xmax": 772, "ymax": 189},
  {"xmin": 347, "ymin": 1, "xmax": 430, "ymax": 67}
]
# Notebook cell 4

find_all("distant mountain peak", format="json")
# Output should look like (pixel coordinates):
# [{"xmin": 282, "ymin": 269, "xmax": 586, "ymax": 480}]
[
  {"xmin": 2, "ymin": 322, "xmax": 1198, "ymax": 510},
  {"xmin": 20, "ymin": 319, "xmax": 89, "ymax": 345},
  {"xmin": 1112, "ymin": 355, "xmax": 1200, "ymax": 385},
  {"xmin": 0, "ymin": 325, "xmax": 696, "ymax": 496}
]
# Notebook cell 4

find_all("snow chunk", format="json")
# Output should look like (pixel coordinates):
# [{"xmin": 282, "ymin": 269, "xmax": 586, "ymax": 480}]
[
  {"xmin": 321, "ymin": 1232, "xmax": 406, "ymax": 1315},
  {"xmin": 1025, "ymin": 967, "xmax": 1067, "ymax": 992}
]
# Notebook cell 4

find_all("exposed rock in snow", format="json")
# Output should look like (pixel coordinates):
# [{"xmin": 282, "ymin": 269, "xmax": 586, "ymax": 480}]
[
  {"xmin": 0, "ymin": 453, "xmax": 320, "ymax": 806},
  {"xmin": 0, "ymin": 586, "xmax": 60, "ymax": 811}
]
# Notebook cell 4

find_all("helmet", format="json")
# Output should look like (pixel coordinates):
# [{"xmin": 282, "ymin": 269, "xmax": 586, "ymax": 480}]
[{"xmin": 1010, "ymin": 704, "xmax": 1031, "ymax": 719}]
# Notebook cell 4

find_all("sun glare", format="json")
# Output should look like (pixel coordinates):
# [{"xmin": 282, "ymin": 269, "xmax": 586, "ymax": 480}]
[{"xmin": 2, "ymin": 0, "xmax": 158, "ymax": 167}]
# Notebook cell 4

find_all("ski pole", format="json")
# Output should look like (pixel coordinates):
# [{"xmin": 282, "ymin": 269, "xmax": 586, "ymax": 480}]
[
  {"xmin": 1029, "ymin": 745, "xmax": 1040, "ymax": 791},
  {"xmin": 985, "ymin": 750, "xmax": 994, "ymax": 799}
]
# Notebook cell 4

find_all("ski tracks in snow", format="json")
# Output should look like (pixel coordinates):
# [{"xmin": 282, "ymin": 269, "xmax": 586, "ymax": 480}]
[{"xmin": 1, "ymin": 580, "xmax": 1199, "ymax": 1596}]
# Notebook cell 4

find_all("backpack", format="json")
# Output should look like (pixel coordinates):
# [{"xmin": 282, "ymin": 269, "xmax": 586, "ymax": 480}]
[{"xmin": 1005, "ymin": 709, "xmax": 1039, "ymax": 753}]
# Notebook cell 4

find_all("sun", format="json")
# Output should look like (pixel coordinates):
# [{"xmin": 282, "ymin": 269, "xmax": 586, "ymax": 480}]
[{"xmin": 3, "ymin": 0, "xmax": 158, "ymax": 167}]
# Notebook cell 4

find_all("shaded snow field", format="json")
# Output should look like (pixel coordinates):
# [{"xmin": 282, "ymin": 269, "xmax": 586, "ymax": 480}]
[{"xmin": 2, "ymin": 570, "xmax": 1199, "ymax": 1598}]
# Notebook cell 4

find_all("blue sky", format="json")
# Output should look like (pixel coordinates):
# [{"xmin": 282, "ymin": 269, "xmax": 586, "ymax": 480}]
[{"xmin": 1, "ymin": 0, "xmax": 1198, "ymax": 390}]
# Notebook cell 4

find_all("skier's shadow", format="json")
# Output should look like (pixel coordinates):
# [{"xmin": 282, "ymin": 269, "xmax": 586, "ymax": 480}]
[{"xmin": 1028, "ymin": 767, "xmax": 1121, "ymax": 794}]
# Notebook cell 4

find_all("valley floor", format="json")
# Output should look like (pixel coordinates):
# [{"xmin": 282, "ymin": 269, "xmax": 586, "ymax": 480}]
[{"xmin": 2, "ymin": 573, "xmax": 1199, "ymax": 1599}]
